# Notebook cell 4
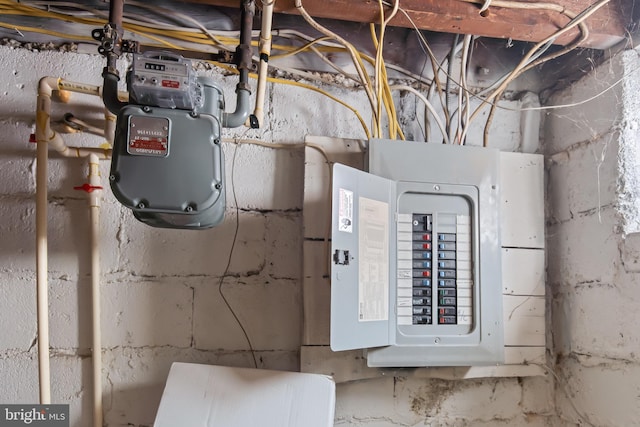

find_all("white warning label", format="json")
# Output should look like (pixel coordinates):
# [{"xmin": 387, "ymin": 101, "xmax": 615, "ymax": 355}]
[
  {"xmin": 358, "ymin": 197, "xmax": 389, "ymax": 322},
  {"xmin": 338, "ymin": 188, "xmax": 353, "ymax": 233}
]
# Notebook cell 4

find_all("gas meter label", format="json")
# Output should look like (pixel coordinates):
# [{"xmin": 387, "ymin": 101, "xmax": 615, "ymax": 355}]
[
  {"xmin": 162, "ymin": 80, "xmax": 180, "ymax": 89},
  {"xmin": 127, "ymin": 116, "xmax": 170, "ymax": 157}
]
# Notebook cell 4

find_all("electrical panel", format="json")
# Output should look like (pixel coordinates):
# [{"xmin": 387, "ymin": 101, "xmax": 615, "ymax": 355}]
[{"xmin": 331, "ymin": 140, "xmax": 503, "ymax": 367}]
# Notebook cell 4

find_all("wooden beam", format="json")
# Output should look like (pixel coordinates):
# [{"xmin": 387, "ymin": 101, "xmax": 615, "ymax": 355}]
[{"xmin": 186, "ymin": 0, "xmax": 632, "ymax": 49}]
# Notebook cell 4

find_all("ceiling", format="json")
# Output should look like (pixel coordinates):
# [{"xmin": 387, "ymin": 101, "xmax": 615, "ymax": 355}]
[
  {"xmin": 192, "ymin": 0, "xmax": 636, "ymax": 49},
  {"xmin": 0, "ymin": 0, "xmax": 637, "ymax": 96}
]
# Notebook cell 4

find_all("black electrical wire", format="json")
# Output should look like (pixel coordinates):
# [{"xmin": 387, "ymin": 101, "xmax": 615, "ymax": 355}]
[{"xmin": 218, "ymin": 143, "xmax": 258, "ymax": 369}]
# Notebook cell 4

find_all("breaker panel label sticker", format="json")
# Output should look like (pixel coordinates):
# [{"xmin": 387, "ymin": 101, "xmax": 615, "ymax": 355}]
[
  {"xmin": 127, "ymin": 115, "xmax": 169, "ymax": 157},
  {"xmin": 357, "ymin": 197, "xmax": 389, "ymax": 322},
  {"xmin": 338, "ymin": 188, "xmax": 353, "ymax": 233}
]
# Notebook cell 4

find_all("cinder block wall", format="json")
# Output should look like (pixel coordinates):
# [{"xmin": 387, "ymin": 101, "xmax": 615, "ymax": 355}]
[
  {"xmin": 0, "ymin": 45, "xmax": 560, "ymax": 426},
  {"xmin": 546, "ymin": 49, "xmax": 640, "ymax": 426}
]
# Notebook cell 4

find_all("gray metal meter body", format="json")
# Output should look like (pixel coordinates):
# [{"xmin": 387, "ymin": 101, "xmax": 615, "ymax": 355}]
[{"xmin": 110, "ymin": 76, "xmax": 226, "ymax": 229}]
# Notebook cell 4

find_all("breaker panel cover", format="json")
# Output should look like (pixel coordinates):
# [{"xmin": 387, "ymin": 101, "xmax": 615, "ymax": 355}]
[{"xmin": 331, "ymin": 163, "xmax": 396, "ymax": 351}]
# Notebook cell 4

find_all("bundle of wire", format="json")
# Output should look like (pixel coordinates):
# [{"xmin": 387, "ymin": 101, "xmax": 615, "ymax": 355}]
[{"xmin": 0, "ymin": 0, "xmax": 614, "ymax": 145}]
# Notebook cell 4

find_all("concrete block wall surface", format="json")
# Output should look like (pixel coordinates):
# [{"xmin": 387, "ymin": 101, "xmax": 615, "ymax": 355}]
[
  {"xmin": 0, "ymin": 44, "xmax": 562, "ymax": 426},
  {"xmin": 545, "ymin": 48, "xmax": 640, "ymax": 426}
]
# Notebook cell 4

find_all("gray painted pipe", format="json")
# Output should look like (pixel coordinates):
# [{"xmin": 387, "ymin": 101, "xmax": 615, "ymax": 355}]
[
  {"xmin": 102, "ymin": 70, "xmax": 128, "ymax": 115},
  {"xmin": 222, "ymin": 0, "xmax": 254, "ymax": 128},
  {"xmin": 222, "ymin": 78, "xmax": 251, "ymax": 128}
]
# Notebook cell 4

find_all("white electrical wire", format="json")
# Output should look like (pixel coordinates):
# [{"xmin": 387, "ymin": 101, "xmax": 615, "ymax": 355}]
[
  {"xmin": 390, "ymin": 85, "xmax": 450, "ymax": 145},
  {"xmin": 479, "ymin": 0, "xmax": 493, "ymax": 13}
]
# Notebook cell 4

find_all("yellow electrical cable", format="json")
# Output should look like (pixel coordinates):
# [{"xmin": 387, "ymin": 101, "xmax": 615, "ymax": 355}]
[
  {"xmin": 0, "ymin": 22, "xmax": 94, "ymax": 41},
  {"xmin": 268, "ymin": 76, "xmax": 372, "ymax": 139},
  {"xmin": 0, "ymin": 3, "xmax": 193, "ymax": 50},
  {"xmin": 1, "ymin": 0, "xmax": 373, "ymax": 139},
  {"xmin": 2, "ymin": 0, "xmax": 341, "ymax": 58},
  {"xmin": 213, "ymin": 61, "xmax": 371, "ymax": 138},
  {"xmin": 369, "ymin": 23, "xmax": 405, "ymax": 140},
  {"xmin": 269, "ymin": 36, "xmax": 334, "ymax": 60},
  {"xmin": 295, "ymin": 0, "xmax": 379, "ymax": 132},
  {"xmin": 372, "ymin": 0, "xmax": 399, "ymax": 139},
  {"xmin": 271, "ymin": 77, "xmax": 372, "ymax": 139}
]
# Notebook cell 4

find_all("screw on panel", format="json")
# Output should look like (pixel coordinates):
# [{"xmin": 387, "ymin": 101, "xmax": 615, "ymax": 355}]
[
  {"xmin": 137, "ymin": 202, "xmax": 146, "ymax": 209},
  {"xmin": 215, "ymin": 183, "xmax": 222, "ymax": 190},
  {"xmin": 434, "ymin": 185, "xmax": 440, "ymax": 191},
  {"xmin": 190, "ymin": 111, "xmax": 199, "ymax": 118},
  {"xmin": 109, "ymin": 174, "xmax": 116, "ymax": 181},
  {"xmin": 142, "ymin": 106, "xmax": 151, "ymax": 113},
  {"xmin": 214, "ymin": 138, "xmax": 220, "ymax": 145},
  {"xmin": 185, "ymin": 205, "xmax": 194, "ymax": 212}
]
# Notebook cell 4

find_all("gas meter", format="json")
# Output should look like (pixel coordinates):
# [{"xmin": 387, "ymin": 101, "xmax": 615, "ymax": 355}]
[
  {"xmin": 98, "ymin": 0, "xmax": 254, "ymax": 230},
  {"xmin": 109, "ymin": 52, "xmax": 226, "ymax": 229}
]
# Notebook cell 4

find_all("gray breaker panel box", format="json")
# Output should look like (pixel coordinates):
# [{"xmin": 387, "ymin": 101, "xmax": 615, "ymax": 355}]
[{"xmin": 330, "ymin": 140, "xmax": 503, "ymax": 367}]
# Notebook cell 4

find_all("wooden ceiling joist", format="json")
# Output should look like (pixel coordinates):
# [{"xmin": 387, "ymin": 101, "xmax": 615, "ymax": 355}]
[{"xmin": 188, "ymin": 0, "xmax": 634, "ymax": 49}]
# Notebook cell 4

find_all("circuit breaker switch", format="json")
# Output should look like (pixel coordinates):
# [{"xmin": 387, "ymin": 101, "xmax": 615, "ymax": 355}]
[
  {"xmin": 412, "ymin": 251, "xmax": 431, "ymax": 259},
  {"xmin": 439, "ymin": 316, "xmax": 456, "ymax": 324},
  {"xmin": 439, "ymin": 289, "xmax": 456, "ymax": 297},
  {"xmin": 413, "ymin": 243, "xmax": 432, "ymax": 250},
  {"xmin": 413, "ymin": 288, "xmax": 431, "ymax": 297},
  {"xmin": 439, "ymin": 307, "xmax": 456, "ymax": 316},
  {"xmin": 439, "ymin": 297, "xmax": 456, "ymax": 306},
  {"xmin": 438, "ymin": 270, "xmax": 456, "ymax": 279},
  {"xmin": 438, "ymin": 279, "xmax": 456, "ymax": 288},
  {"xmin": 438, "ymin": 242, "xmax": 456, "ymax": 251},
  {"xmin": 438, "ymin": 260, "xmax": 456, "ymax": 269},
  {"xmin": 438, "ymin": 233, "xmax": 456, "ymax": 241},
  {"xmin": 413, "ymin": 261, "xmax": 431, "ymax": 269}
]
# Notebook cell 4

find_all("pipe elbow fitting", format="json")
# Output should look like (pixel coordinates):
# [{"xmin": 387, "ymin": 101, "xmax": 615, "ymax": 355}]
[{"xmin": 38, "ymin": 77, "xmax": 59, "ymax": 97}]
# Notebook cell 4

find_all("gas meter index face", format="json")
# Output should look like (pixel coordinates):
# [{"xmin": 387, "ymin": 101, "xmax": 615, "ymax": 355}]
[{"xmin": 330, "ymin": 141, "xmax": 504, "ymax": 367}]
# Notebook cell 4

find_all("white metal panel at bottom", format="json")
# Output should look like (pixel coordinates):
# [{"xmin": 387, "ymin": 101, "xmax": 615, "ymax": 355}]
[{"xmin": 300, "ymin": 346, "xmax": 546, "ymax": 383}]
